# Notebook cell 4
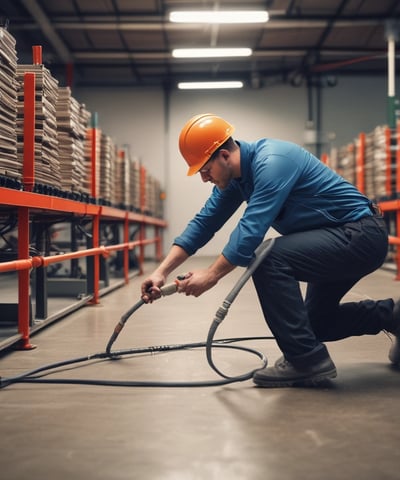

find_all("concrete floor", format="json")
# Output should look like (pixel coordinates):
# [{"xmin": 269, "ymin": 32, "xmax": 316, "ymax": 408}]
[{"xmin": 0, "ymin": 258, "xmax": 399, "ymax": 480}]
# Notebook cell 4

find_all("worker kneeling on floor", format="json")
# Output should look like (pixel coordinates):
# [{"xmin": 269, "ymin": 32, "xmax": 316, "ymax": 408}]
[{"xmin": 141, "ymin": 113, "xmax": 400, "ymax": 388}]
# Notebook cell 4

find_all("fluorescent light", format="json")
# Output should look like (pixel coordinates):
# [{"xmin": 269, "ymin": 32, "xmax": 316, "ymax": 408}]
[
  {"xmin": 178, "ymin": 81, "xmax": 244, "ymax": 90},
  {"xmin": 169, "ymin": 10, "xmax": 269, "ymax": 24},
  {"xmin": 172, "ymin": 48, "xmax": 252, "ymax": 58}
]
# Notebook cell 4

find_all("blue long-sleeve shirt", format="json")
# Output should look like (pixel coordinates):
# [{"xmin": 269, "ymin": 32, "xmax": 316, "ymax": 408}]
[{"xmin": 174, "ymin": 138, "xmax": 373, "ymax": 267}]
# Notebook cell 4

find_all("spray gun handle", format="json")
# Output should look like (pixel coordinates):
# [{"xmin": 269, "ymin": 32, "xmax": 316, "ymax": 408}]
[
  {"xmin": 159, "ymin": 281, "xmax": 179, "ymax": 296},
  {"xmin": 159, "ymin": 272, "xmax": 192, "ymax": 296}
]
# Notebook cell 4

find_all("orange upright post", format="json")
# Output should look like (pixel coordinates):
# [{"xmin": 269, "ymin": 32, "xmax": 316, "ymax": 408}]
[
  {"xmin": 396, "ymin": 122, "xmax": 400, "ymax": 194},
  {"xmin": 23, "ymin": 73, "xmax": 35, "ymax": 192},
  {"xmin": 139, "ymin": 166, "xmax": 147, "ymax": 273},
  {"xmin": 385, "ymin": 126, "xmax": 392, "ymax": 197},
  {"xmin": 396, "ymin": 208, "xmax": 400, "ymax": 281},
  {"xmin": 356, "ymin": 132, "xmax": 366, "ymax": 194},
  {"xmin": 90, "ymin": 113, "xmax": 98, "ymax": 199},
  {"xmin": 123, "ymin": 212, "xmax": 130, "ymax": 283},
  {"xmin": 140, "ymin": 165, "xmax": 146, "ymax": 213},
  {"xmin": 89, "ymin": 113, "xmax": 100, "ymax": 303},
  {"xmin": 320, "ymin": 152, "xmax": 329, "ymax": 166},
  {"xmin": 89, "ymin": 213, "xmax": 100, "ymax": 304},
  {"xmin": 66, "ymin": 61, "xmax": 74, "ymax": 88},
  {"xmin": 396, "ymin": 123, "xmax": 400, "ymax": 279},
  {"xmin": 19, "ymin": 67, "xmax": 38, "ymax": 349},
  {"xmin": 32, "ymin": 45, "xmax": 42, "ymax": 65},
  {"xmin": 17, "ymin": 207, "xmax": 34, "ymax": 349}
]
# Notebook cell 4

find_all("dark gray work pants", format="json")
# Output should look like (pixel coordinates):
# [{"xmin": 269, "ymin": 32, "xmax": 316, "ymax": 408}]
[{"xmin": 252, "ymin": 214, "xmax": 391, "ymax": 366}]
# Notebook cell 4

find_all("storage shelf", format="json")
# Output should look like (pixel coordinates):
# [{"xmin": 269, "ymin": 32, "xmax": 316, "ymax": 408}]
[
  {"xmin": 0, "ymin": 187, "xmax": 99, "ymax": 215},
  {"xmin": 0, "ymin": 185, "xmax": 166, "ymax": 352},
  {"xmin": 0, "ymin": 188, "xmax": 167, "ymax": 227},
  {"xmin": 324, "ymin": 122, "xmax": 400, "ymax": 278},
  {"xmin": 0, "ymin": 64, "xmax": 167, "ymax": 352}
]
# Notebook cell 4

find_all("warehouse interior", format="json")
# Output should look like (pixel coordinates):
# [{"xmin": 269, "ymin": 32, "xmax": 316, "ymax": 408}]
[{"xmin": 0, "ymin": 1, "xmax": 400, "ymax": 479}]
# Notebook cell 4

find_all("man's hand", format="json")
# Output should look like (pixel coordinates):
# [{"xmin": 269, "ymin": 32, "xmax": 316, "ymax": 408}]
[
  {"xmin": 141, "ymin": 273, "xmax": 165, "ymax": 303},
  {"xmin": 177, "ymin": 269, "xmax": 218, "ymax": 297},
  {"xmin": 140, "ymin": 245, "xmax": 190, "ymax": 303}
]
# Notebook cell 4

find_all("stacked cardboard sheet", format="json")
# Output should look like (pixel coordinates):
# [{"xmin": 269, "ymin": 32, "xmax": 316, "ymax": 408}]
[
  {"xmin": 16, "ymin": 64, "xmax": 61, "ymax": 189},
  {"xmin": 99, "ymin": 133, "xmax": 116, "ymax": 203},
  {"xmin": 367, "ymin": 125, "xmax": 392, "ymax": 200},
  {"xmin": 56, "ymin": 87, "xmax": 90, "ymax": 194},
  {"xmin": 130, "ymin": 156, "xmax": 140, "ymax": 211},
  {"xmin": 112, "ymin": 148, "xmax": 130, "ymax": 207},
  {"xmin": 336, "ymin": 142, "xmax": 356, "ymax": 185},
  {"xmin": 0, "ymin": 28, "xmax": 19, "ymax": 179}
]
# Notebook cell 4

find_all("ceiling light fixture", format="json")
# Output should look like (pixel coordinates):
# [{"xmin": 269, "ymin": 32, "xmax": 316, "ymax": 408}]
[
  {"xmin": 177, "ymin": 81, "xmax": 244, "ymax": 90},
  {"xmin": 169, "ymin": 10, "xmax": 269, "ymax": 24},
  {"xmin": 172, "ymin": 48, "xmax": 252, "ymax": 58}
]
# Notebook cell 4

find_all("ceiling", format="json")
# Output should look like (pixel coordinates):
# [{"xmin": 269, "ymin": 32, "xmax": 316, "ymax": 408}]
[{"xmin": 1, "ymin": 0, "xmax": 399, "ymax": 89}]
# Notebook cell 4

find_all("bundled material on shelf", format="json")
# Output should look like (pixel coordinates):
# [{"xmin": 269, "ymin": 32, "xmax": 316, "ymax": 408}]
[
  {"xmin": 146, "ymin": 175, "xmax": 163, "ymax": 218},
  {"xmin": 130, "ymin": 156, "xmax": 140, "ymax": 211},
  {"xmin": 137, "ymin": 163, "xmax": 164, "ymax": 217},
  {"xmin": 0, "ymin": 28, "xmax": 19, "ymax": 179},
  {"xmin": 99, "ymin": 132, "xmax": 116, "ymax": 203},
  {"xmin": 335, "ymin": 142, "xmax": 356, "ymax": 185},
  {"xmin": 364, "ymin": 131, "xmax": 374, "ymax": 199},
  {"xmin": 16, "ymin": 63, "xmax": 61, "ymax": 189},
  {"xmin": 326, "ymin": 147, "xmax": 338, "ymax": 173},
  {"xmin": 56, "ymin": 87, "xmax": 91, "ymax": 195},
  {"xmin": 364, "ymin": 125, "xmax": 390, "ymax": 200},
  {"xmin": 111, "ymin": 148, "xmax": 146, "ymax": 212},
  {"xmin": 113, "ymin": 147, "xmax": 130, "ymax": 207},
  {"xmin": 0, "ymin": 31, "xmax": 165, "ymax": 217},
  {"xmin": 84, "ymin": 126, "xmax": 101, "ymax": 197},
  {"xmin": 329, "ymin": 123, "xmax": 400, "ymax": 202}
]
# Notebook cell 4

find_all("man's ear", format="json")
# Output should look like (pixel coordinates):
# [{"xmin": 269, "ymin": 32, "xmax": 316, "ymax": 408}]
[{"xmin": 219, "ymin": 149, "xmax": 230, "ymax": 161}]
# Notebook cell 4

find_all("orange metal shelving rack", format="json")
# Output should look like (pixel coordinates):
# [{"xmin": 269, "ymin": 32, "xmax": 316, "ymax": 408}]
[
  {"xmin": 346, "ymin": 129, "xmax": 400, "ymax": 279},
  {"xmin": 0, "ymin": 57, "xmax": 167, "ymax": 351}
]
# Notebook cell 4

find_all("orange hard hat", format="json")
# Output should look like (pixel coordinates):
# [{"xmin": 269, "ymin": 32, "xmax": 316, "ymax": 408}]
[{"xmin": 179, "ymin": 113, "xmax": 235, "ymax": 176}]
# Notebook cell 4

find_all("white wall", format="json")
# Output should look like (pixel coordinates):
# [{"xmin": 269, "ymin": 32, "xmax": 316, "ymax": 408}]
[
  {"xmin": 165, "ymin": 85, "xmax": 308, "ymax": 256},
  {"xmin": 75, "ymin": 87, "xmax": 166, "ymax": 180},
  {"xmin": 74, "ymin": 75, "xmax": 399, "ymax": 258},
  {"xmin": 322, "ymin": 76, "xmax": 394, "ymax": 148}
]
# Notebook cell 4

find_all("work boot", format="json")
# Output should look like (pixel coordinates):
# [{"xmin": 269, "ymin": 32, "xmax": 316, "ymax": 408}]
[
  {"xmin": 388, "ymin": 300, "xmax": 400, "ymax": 367},
  {"xmin": 253, "ymin": 355, "xmax": 337, "ymax": 388}
]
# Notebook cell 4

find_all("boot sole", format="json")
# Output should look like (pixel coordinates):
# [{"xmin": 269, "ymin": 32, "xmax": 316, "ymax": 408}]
[{"xmin": 253, "ymin": 368, "xmax": 337, "ymax": 388}]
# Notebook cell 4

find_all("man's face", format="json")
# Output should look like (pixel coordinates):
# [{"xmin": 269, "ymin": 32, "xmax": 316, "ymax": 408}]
[{"xmin": 198, "ymin": 151, "xmax": 232, "ymax": 190}]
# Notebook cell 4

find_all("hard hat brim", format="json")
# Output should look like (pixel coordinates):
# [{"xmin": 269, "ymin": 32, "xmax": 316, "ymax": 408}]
[{"xmin": 187, "ymin": 159, "xmax": 208, "ymax": 176}]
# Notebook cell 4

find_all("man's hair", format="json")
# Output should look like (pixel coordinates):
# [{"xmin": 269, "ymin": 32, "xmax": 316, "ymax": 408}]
[{"xmin": 209, "ymin": 137, "xmax": 237, "ymax": 160}]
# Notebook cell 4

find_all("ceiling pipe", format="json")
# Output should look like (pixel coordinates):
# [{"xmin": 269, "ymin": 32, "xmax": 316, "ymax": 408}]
[
  {"xmin": 14, "ymin": 17, "xmax": 385, "ymax": 31},
  {"xmin": 72, "ymin": 49, "xmax": 388, "ymax": 61}
]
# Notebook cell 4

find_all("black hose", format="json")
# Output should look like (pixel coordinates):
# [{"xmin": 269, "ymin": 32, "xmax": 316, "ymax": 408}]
[
  {"xmin": 0, "ymin": 337, "xmax": 274, "ymax": 389},
  {"xmin": 105, "ymin": 299, "xmax": 145, "ymax": 355},
  {"xmin": 206, "ymin": 238, "xmax": 275, "ymax": 378},
  {"xmin": 0, "ymin": 238, "xmax": 275, "ymax": 389},
  {"xmin": 105, "ymin": 281, "xmax": 179, "ymax": 355}
]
